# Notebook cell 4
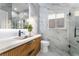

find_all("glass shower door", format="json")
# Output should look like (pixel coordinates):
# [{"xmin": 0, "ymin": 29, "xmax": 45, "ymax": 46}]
[{"xmin": 69, "ymin": 9, "xmax": 79, "ymax": 56}]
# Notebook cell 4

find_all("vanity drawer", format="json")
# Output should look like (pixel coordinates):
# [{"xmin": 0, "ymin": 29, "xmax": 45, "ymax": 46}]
[
  {"xmin": 0, "ymin": 42, "xmax": 32, "ymax": 56},
  {"xmin": 29, "ymin": 37, "xmax": 41, "ymax": 56},
  {"xmin": 31, "ymin": 37, "xmax": 41, "ymax": 48}
]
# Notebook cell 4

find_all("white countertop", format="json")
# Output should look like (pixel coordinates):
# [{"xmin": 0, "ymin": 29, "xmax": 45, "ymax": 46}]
[{"xmin": 0, "ymin": 34, "xmax": 41, "ymax": 54}]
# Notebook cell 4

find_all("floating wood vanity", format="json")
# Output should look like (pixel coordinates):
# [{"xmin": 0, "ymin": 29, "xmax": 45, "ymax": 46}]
[{"xmin": 0, "ymin": 35, "xmax": 41, "ymax": 56}]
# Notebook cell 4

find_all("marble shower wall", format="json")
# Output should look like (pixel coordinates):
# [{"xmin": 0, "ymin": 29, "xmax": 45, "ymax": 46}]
[{"xmin": 39, "ymin": 5, "xmax": 70, "ymax": 52}]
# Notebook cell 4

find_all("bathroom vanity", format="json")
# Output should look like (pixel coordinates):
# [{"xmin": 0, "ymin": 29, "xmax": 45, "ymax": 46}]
[{"xmin": 0, "ymin": 35, "xmax": 41, "ymax": 56}]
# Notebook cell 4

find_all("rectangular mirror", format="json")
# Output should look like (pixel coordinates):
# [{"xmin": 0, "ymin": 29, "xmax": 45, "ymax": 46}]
[{"xmin": 0, "ymin": 3, "xmax": 29, "ymax": 29}]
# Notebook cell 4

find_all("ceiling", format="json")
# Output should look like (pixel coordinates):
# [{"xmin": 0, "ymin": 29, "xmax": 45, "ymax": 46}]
[
  {"xmin": 0, "ymin": 3, "xmax": 12, "ymax": 12},
  {"xmin": 0, "ymin": 3, "xmax": 79, "ymax": 14},
  {"xmin": 12, "ymin": 3, "xmax": 29, "ymax": 13},
  {"xmin": 39, "ymin": 3, "xmax": 79, "ymax": 9},
  {"xmin": 39, "ymin": 3, "xmax": 79, "ymax": 13}
]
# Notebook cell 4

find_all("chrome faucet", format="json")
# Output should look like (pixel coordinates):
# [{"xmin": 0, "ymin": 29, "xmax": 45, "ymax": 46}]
[{"xmin": 18, "ymin": 30, "xmax": 24, "ymax": 37}]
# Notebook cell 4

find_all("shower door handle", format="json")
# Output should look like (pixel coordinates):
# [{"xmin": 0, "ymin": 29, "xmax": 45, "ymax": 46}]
[{"xmin": 74, "ymin": 26, "xmax": 76, "ymax": 37}]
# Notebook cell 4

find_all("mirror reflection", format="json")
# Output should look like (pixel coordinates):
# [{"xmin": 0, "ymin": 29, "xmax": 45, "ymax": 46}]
[{"xmin": 0, "ymin": 3, "xmax": 29, "ymax": 29}]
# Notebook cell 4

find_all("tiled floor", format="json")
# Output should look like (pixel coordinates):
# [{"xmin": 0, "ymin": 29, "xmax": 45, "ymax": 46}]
[{"xmin": 37, "ymin": 49, "xmax": 70, "ymax": 56}]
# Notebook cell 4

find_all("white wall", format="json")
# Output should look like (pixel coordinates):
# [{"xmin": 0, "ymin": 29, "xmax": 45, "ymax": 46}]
[{"xmin": 39, "ymin": 5, "xmax": 70, "ymax": 52}]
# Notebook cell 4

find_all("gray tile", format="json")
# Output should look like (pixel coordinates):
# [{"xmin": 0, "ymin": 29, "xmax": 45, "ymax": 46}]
[{"xmin": 37, "ymin": 49, "xmax": 70, "ymax": 56}]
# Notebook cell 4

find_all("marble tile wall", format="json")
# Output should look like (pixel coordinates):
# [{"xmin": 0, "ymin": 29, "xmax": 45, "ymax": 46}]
[
  {"xmin": 29, "ymin": 4, "xmax": 39, "ymax": 35},
  {"xmin": 39, "ymin": 5, "xmax": 70, "ymax": 52}
]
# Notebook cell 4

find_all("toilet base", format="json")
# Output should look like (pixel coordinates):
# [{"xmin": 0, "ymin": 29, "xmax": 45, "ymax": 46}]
[
  {"xmin": 41, "ymin": 40, "xmax": 49, "ymax": 53},
  {"xmin": 41, "ymin": 47, "xmax": 49, "ymax": 53}
]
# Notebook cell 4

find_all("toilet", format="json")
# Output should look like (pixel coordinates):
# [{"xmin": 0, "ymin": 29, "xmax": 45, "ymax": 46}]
[{"xmin": 41, "ymin": 40, "xmax": 50, "ymax": 53}]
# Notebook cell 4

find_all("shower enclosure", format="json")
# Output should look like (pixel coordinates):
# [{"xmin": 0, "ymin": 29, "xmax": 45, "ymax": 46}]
[{"xmin": 69, "ymin": 8, "xmax": 79, "ymax": 56}]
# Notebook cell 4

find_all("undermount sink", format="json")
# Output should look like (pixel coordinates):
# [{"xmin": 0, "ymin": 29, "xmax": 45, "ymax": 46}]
[
  {"xmin": 15, "ymin": 35, "xmax": 29, "ymax": 40},
  {"xmin": 22, "ymin": 35, "xmax": 29, "ymax": 39}
]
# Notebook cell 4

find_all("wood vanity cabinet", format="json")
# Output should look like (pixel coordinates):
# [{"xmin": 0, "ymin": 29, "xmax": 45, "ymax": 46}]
[{"xmin": 0, "ymin": 37, "xmax": 41, "ymax": 56}]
